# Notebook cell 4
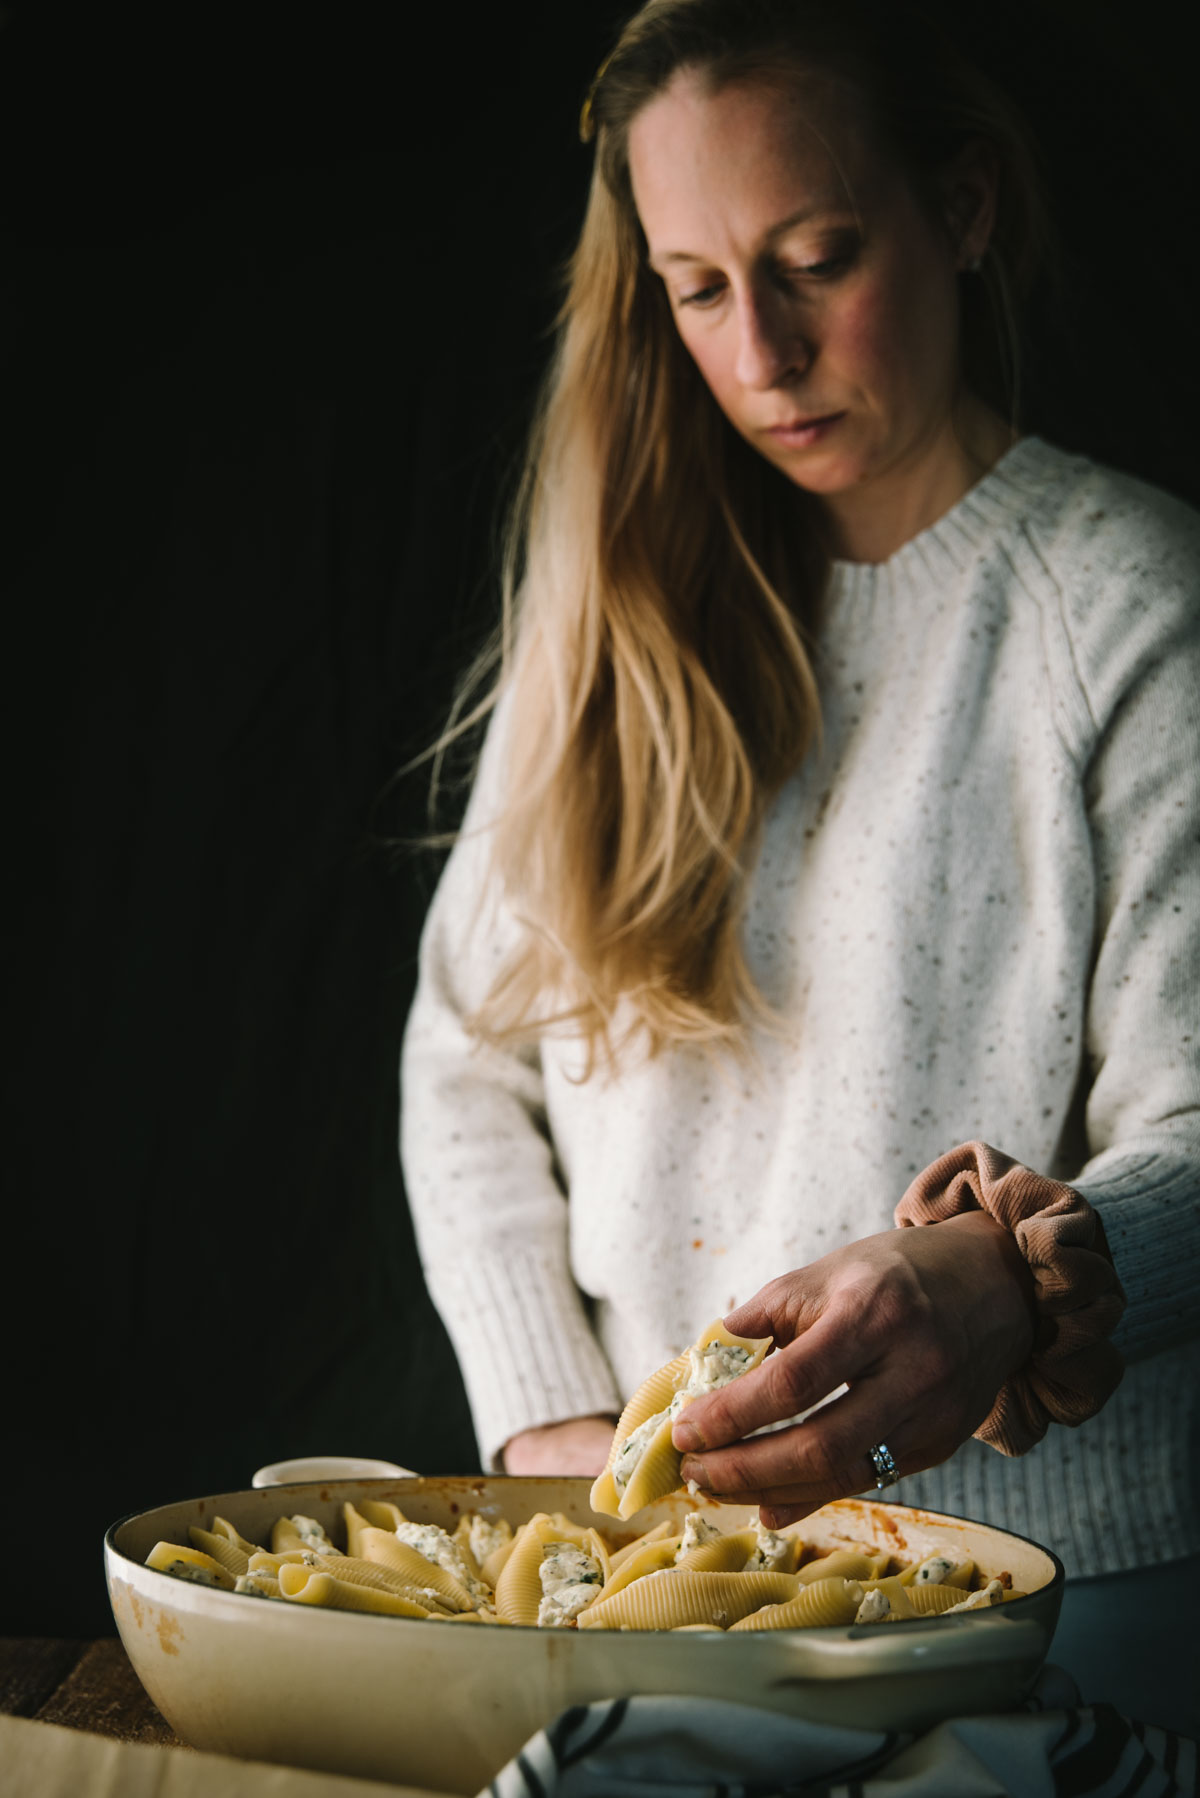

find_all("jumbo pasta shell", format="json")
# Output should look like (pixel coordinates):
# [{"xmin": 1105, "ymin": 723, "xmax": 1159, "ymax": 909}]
[
  {"xmin": 494, "ymin": 1515, "xmax": 556, "ymax": 1626},
  {"xmin": 608, "ymin": 1520, "xmax": 674, "ymax": 1572},
  {"xmin": 613, "ymin": 1411, "xmax": 685, "ymax": 1520},
  {"xmin": 796, "ymin": 1549, "xmax": 882, "ymax": 1585},
  {"xmin": 212, "ymin": 1516, "xmax": 265, "ymax": 1557},
  {"xmin": 494, "ymin": 1514, "xmax": 606, "ymax": 1627},
  {"xmin": 237, "ymin": 1572, "xmax": 281, "ymax": 1599},
  {"xmin": 343, "ymin": 1502, "xmax": 374, "ymax": 1558},
  {"xmin": 277, "ymin": 1565, "xmax": 433, "ymax": 1617},
  {"xmin": 450, "ymin": 1516, "xmax": 487, "ymax": 1583},
  {"xmin": 694, "ymin": 1320, "xmax": 774, "ymax": 1366},
  {"xmin": 270, "ymin": 1516, "xmax": 340, "ymax": 1557},
  {"xmin": 896, "ymin": 1553, "xmax": 976, "ymax": 1589},
  {"xmin": 356, "ymin": 1526, "xmax": 476, "ymax": 1611},
  {"xmin": 905, "ymin": 1583, "xmax": 970, "ymax": 1616},
  {"xmin": 858, "ymin": 1576, "xmax": 918, "ymax": 1619},
  {"xmin": 678, "ymin": 1530, "xmax": 760, "ymax": 1573},
  {"xmin": 590, "ymin": 1352, "xmax": 689, "ymax": 1517},
  {"xmin": 188, "ymin": 1526, "xmax": 250, "ymax": 1578},
  {"xmin": 356, "ymin": 1499, "xmax": 409, "ymax": 1532},
  {"xmin": 592, "ymin": 1320, "xmax": 773, "ymax": 1520},
  {"xmin": 312, "ymin": 1554, "xmax": 456, "ymax": 1609},
  {"xmin": 578, "ymin": 1568, "xmax": 797, "ymax": 1632},
  {"xmin": 481, "ymin": 1534, "xmax": 519, "ymax": 1588},
  {"xmin": 146, "ymin": 1543, "xmax": 236, "ymax": 1591},
  {"xmin": 599, "ymin": 1538, "xmax": 680, "ymax": 1600},
  {"xmin": 728, "ymin": 1578, "xmax": 864, "ymax": 1631}
]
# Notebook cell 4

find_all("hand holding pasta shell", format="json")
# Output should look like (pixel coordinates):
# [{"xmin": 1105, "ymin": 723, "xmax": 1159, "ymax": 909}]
[
  {"xmin": 590, "ymin": 1319, "xmax": 772, "ymax": 1519},
  {"xmin": 670, "ymin": 1215, "xmax": 1037, "ymax": 1528}
]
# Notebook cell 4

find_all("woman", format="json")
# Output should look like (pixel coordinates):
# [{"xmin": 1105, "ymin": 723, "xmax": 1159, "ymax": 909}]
[{"xmin": 401, "ymin": 0, "xmax": 1198, "ymax": 1728}]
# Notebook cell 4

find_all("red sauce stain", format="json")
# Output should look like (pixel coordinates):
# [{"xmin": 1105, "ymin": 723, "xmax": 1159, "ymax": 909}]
[
  {"xmin": 448, "ymin": 1500, "xmax": 460, "ymax": 1514},
  {"xmin": 155, "ymin": 1611, "xmax": 183, "ymax": 1657},
  {"xmin": 130, "ymin": 1593, "xmax": 144, "ymax": 1630},
  {"xmin": 691, "ymin": 1239, "xmax": 704, "ymax": 1250}
]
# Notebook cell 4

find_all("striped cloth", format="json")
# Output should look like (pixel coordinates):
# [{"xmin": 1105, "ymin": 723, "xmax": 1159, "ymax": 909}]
[{"xmin": 486, "ymin": 1670, "xmax": 1197, "ymax": 1798}]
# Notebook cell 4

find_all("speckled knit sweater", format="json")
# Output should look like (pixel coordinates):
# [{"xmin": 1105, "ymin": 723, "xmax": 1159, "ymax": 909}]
[{"xmin": 400, "ymin": 436, "xmax": 1200, "ymax": 1578}]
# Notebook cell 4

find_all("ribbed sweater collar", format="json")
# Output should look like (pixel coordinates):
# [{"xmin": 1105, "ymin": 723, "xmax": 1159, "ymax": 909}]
[{"xmin": 826, "ymin": 434, "xmax": 1062, "ymax": 605}]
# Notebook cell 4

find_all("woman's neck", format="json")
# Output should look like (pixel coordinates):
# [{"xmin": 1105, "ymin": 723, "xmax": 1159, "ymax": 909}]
[{"xmin": 824, "ymin": 398, "xmax": 1019, "ymax": 567}]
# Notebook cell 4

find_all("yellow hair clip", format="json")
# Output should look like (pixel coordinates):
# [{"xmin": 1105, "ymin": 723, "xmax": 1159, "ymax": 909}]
[{"xmin": 579, "ymin": 50, "xmax": 615, "ymax": 143}]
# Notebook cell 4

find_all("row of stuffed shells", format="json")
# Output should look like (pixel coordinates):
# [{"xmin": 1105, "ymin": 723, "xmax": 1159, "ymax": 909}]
[{"xmin": 145, "ymin": 1495, "xmax": 1021, "ymax": 1632}]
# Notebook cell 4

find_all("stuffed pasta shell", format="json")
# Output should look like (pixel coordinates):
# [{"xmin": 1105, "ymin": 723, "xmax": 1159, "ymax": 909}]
[
  {"xmin": 591, "ymin": 1319, "xmax": 772, "ymax": 1519},
  {"xmin": 494, "ymin": 1512, "xmax": 611, "ymax": 1626}
]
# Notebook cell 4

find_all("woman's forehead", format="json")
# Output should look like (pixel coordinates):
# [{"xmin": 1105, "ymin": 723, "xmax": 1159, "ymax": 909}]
[{"xmin": 628, "ymin": 69, "xmax": 891, "ymax": 251}]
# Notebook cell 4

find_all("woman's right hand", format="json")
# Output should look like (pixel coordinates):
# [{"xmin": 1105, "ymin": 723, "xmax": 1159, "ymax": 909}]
[{"xmin": 501, "ymin": 1414, "xmax": 618, "ymax": 1475}]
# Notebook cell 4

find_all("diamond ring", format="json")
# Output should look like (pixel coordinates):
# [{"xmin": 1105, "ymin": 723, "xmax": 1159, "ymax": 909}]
[{"xmin": 867, "ymin": 1442, "xmax": 899, "ymax": 1489}]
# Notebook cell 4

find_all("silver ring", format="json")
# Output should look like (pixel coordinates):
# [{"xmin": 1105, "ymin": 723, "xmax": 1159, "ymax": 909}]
[{"xmin": 868, "ymin": 1443, "xmax": 899, "ymax": 1490}]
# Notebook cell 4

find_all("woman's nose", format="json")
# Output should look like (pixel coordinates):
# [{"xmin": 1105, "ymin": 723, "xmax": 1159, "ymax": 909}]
[{"xmin": 734, "ymin": 292, "xmax": 810, "ymax": 390}]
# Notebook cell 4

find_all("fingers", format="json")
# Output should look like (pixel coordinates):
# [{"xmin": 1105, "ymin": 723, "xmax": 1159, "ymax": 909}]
[
  {"xmin": 672, "ymin": 1311, "xmax": 868, "ymax": 1454},
  {"xmin": 722, "ymin": 1273, "xmax": 822, "ymax": 1347},
  {"xmin": 676, "ymin": 1374, "xmax": 951, "ymax": 1517}
]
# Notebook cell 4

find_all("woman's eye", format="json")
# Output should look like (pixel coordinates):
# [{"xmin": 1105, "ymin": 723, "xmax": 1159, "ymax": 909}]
[
  {"xmin": 785, "ymin": 254, "xmax": 850, "ymax": 281},
  {"xmin": 678, "ymin": 283, "xmax": 725, "ymax": 309}
]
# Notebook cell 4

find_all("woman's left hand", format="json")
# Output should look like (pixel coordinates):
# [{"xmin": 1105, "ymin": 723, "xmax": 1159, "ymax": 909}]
[{"xmin": 671, "ymin": 1210, "xmax": 1037, "ymax": 1528}]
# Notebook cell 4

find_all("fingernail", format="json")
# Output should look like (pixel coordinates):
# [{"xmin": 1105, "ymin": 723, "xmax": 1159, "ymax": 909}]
[
  {"xmin": 679, "ymin": 1458, "xmax": 709, "ymax": 1489},
  {"xmin": 673, "ymin": 1421, "xmax": 701, "ymax": 1453}
]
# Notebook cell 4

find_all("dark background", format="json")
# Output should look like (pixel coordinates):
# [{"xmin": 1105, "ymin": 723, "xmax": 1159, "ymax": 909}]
[{"xmin": 3, "ymin": 0, "xmax": 1196, "ymax": 1636}]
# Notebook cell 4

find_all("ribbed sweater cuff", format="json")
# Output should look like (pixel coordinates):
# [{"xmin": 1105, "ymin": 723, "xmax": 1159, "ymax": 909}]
[
  {"xmin": 1070, "ymin": 1145, "xmax": 1200, "ymax": 1361},
  {"xmin": 427, "ymin": 1244, "xmax": 622, "ymax": 1472}
]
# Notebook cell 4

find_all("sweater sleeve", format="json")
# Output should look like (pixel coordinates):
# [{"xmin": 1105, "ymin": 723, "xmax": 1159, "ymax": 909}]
[
  {"xmin": 1033, "ymin": 476, "xmax": 1200, "ymax": 1362},
  {"xmin": 399, "ymin": 697, "xmax": 622, "ymax": 1469}
]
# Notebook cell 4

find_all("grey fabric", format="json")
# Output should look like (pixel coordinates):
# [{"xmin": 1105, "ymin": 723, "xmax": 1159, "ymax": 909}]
[{"xmin": 485, "ymin": 1668, "xmax": 1197, "ymax": 1798}]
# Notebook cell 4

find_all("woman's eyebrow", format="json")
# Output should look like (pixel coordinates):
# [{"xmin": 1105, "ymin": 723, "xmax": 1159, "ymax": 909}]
[{"xmin": 647, "ymin": 201, "xmax": 853, "ymax": 270}]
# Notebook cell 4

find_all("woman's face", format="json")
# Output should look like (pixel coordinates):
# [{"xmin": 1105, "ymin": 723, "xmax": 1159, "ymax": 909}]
[{"xmin": 627, "ymin": 70, "xmax": 998, "ymax": 561}]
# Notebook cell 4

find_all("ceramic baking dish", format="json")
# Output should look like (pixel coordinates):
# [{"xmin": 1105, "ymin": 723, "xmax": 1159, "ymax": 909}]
[{"xmin": 105, "ymin": 1474, "xmax": 1064, "ymax": 1794}]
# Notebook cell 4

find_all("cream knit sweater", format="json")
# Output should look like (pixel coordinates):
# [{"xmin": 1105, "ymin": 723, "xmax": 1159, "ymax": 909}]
[{"xmin": 400, "ymin": 437, "xmax": 1200, "ymax": 1578}]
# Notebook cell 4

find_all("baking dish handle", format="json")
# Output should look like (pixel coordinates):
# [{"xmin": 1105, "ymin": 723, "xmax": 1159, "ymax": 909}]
[{"xmin": 767, "ymin": 1609, "xmax": 1052, "ymax": 1684}]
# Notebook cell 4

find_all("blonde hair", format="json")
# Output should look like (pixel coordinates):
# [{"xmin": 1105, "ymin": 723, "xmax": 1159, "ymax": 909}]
[{"xmin": 435, "ymin": 0, "xmax": 1055, "ymax": 1070}]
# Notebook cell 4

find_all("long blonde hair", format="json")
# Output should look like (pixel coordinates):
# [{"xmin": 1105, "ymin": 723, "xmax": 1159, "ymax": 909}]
[{"xmin": 437, "ymin": 0, "xmax": 1054, "ymax": 1069}]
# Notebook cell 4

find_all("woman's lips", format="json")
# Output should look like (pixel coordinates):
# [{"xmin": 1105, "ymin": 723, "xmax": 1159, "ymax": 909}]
[{"xmin": 765, "ymin": 412, "xmax": 845, "ymax": 447}]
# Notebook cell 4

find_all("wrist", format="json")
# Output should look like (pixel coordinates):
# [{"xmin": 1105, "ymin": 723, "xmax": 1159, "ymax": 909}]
[
  {"xmin": 501, "ymin": 1414, "xmax": 618, "ymax": 1474},
  {"xmin": 937, "ymin": 1208, "xmax": 1039, "ymax": 1363},
  {"xmin": 895, "ymin": 1140, "xmax": 1126, "ymax": 1454}
]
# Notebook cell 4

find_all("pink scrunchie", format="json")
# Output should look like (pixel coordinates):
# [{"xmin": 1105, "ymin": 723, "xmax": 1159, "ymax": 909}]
[{"xmin": 894, "ymin": 1141, "xmax": 1127, "ymax": 1456}]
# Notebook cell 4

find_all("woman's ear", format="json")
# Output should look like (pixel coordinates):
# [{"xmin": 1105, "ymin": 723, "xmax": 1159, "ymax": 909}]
[{"xmin": 938, "ymin": 137, "xmax": 1000, "ymax": 270}]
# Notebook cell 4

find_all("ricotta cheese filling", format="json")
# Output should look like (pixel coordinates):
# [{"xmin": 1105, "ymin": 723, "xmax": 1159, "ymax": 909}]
[
  {"xmin": 537, "ymin": 1544, "xmax": 604, "ymax": 1627},
  {"xmin": 744, "ymin": 1525, "xmax": 790, "ymax": 1572},
  {"xmin": 468, "ymin": 1514, "xmax": 511, "ymax": 1567},
  {"xmin": 944, "ymin": 1579, "xmax": 1004, "ymax": 1612},
  {"xmin": 612, "ymin": 1407, "xmax": 674, "ymax": 1494},
  {"xmin": 234, "ymin": 1570, "xmax": 277, "ymax": 1598},
  {"xmin": 613, "ymin": 1341, "xmax": 754, "ymax": 1494},
  {"xmin": 913, "ymin": 1554, "xmax": 956, "ymax": 1585},
  {"xmin": 289, "ymin": 1515, "xmax": 342, "ymax": 1556},
  {"xmin": 163, "ymin": 1559, "xmax": 224, "ymax": 1588},
  {"xmin": 854, "ymin": 1588, "xmax": 891, "ymax": 1623},
  {"xmin": 677, "ymin": 1515, "xmax": 722, "ymax": 1559},
  {"xmin": 684, "ymin": 1342, "xmax": 753, "ymax": 1391},
  {"xmin": 394, "ymin": 1520, "xmax": 492, "ymax": 1609}
]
